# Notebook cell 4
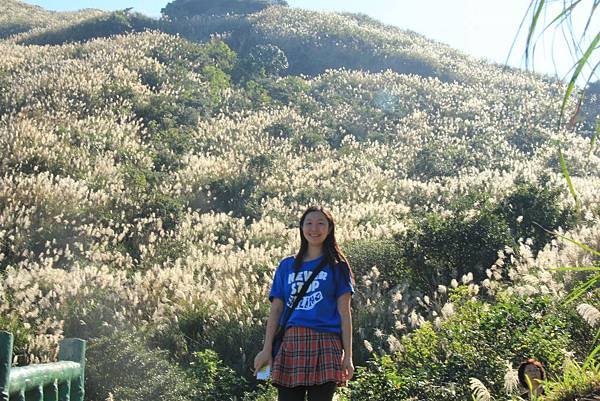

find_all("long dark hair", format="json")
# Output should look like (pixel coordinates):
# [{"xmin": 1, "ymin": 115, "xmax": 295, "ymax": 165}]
[
  {"xmin": 517, "ymin": 358, "xmax": 546, "ymax": 387},
  {"xmin": 294, "ymin": 206, "xmax": 354, "ymax": 283}
]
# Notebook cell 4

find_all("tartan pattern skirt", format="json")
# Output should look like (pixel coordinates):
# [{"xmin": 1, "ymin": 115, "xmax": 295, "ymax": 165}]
[{"xmin": 271, "ymin": 326, "xmax": 344, "ymax": 388}]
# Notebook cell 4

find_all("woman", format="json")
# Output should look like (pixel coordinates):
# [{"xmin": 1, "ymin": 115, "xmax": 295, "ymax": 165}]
[
  {"xmin": 518, "ymin": 358, "xmax": 546, "ymax": 399},
  {"xmin": 254, "ymin": 206, "xmax": 355, "ymax": 401}
]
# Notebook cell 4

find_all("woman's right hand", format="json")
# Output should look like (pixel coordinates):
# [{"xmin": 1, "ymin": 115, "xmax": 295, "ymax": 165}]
[{"xmin": 253, "ymin": 348, "xmax": 272, "ymax": 374}]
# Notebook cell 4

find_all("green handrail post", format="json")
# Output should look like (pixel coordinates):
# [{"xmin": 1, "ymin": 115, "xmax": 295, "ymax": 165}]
[
  {"xmin": 0, "ymin": 331, "xmax": 13, "ymax": 401},
  {"xmin": 1, "ymin": 332, "xmax": 85, "ymax": 401},
  {"xmin": 44, "ymin": 380, "xmax": 58, "ymax": 401},
  {"xmin": 57, "ymin": 381, "xmax": 70, "ymax": 401},
  {"xmin": 58, "ymin": 339, "xmax": 85, "ymax": 401},
  {"xmin": 28, "ymin": 385, "xmax": 43, "ymax": 401}
]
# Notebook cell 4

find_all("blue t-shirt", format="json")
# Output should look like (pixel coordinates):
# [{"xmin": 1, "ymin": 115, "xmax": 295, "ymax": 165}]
[{"xmin": 269, "ymin": 255, "xmax": 354, "ymax": 334}]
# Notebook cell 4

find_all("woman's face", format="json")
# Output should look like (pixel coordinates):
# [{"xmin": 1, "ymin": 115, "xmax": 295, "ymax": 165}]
[
  {"xmin": 524, "ymin": 364, "xmax": 543, "ymax": 388},
  {"xmin": 302, "ymin": 211, "xmax": 330, "ymax": 247}
]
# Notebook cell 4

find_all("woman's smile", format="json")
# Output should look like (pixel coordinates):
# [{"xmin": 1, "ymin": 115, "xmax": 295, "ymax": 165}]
[{"xmin": 302, "ymin": 211, "xmax": 330, "ymax": 245}]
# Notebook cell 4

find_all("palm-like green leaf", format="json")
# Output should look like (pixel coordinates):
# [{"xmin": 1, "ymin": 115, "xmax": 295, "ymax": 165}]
[
  {"xmin": 564, "ymin": 273, "xmax": 600, "ymax": 305},
  {"xmin": 525, "ymin": 0, "xmax": 547, "ymax": 68},
  {"xmin": 559, "ymin": 31, "xmax": 600, "ymax": 127}
]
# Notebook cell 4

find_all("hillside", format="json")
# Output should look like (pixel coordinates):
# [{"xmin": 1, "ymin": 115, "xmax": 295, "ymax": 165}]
[
  {"xmin": 1, "ymin": 1, "xmax": 600, "ymax": 400},
  {"xmin": 0, "ymin": 0, "xmax": 106, "ymax": 39}
]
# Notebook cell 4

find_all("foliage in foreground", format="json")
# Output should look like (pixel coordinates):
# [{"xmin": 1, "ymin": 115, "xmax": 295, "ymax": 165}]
[{"xmin": 349, "ymin": 291, "xmax": 591, "ymax": 401}]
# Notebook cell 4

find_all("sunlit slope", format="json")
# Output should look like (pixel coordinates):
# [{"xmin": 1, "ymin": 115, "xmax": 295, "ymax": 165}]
[
  {"xmin": 0, "ymin": 0, "xmax": 105, "ymax": 40},
  {"xmin": 4, "ymin": 1, "xmax": 558, "ymax": 89},
  {"xmin": 169, "ymin": 6, "xmax": 544, "ymax": 86},
  {"xmin": 0, "ymin": 30, "xmax": 596, "ymax": 235}
]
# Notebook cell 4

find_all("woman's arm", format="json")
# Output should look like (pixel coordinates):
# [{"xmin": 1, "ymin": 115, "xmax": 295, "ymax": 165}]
[
  {"xmin": 337, "ymin": 292, "xmax": 354, "ymax": 381},
  {"xmin": 253, "ymin": 298, "xmax": 284, "ymax": 372},
  {"xmin": 262, "ymin": 298, "xmax": 284, "ymax": 353}
]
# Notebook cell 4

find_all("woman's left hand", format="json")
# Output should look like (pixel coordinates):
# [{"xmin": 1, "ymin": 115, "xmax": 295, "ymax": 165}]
[{"xmin": 341, "ymin": 354, "xmax": 354, "ymax": 381}]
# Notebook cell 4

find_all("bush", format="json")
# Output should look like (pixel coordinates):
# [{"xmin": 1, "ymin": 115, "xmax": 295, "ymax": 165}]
[
  {"xmin": 151, "ymin": 127, "xmax": 194, "ymax": 171},
  {"xmin": 350, "ymin": 292, "xmax": 584, "ymax": 401},
  {"xmin": 410, "ymin": 142, "xmax": 475, "ymax": 179},
  {"xmin": 495, "ymin": 183, "xmax": 577, "ymax": 254},
  {"xmin": 233, "ymin": 44, "xmax": 289, "ymax": 82},
  {"xmin": 0, "ymin": 312, "xmax": 30, "ymax": 364},
  {"xmin": 86, "ymin": 332, "xmax": 197, "ymax": 401},
  {"xmin": 241, "ymin": 382, "xmax": 277, "ymax": 401},
  {"xmin": 136, "ymin": 93, "xmax": 204, "ymax": 132},
  {"xmin": 350, "ymin": 355, "xmax": 404, "ymax": 401},
  {"xmin": 135, "ymin": 39, "xmax": 237, "ymax": 132},
  {"xmin": 0, "ymin": 22, "xmax": 33, "ymax": 39},
  {"xmin": 343, "ymin": 238, "xmax": 405, "ymax": 286},
  {"xmin": 398, "ymin": 211, "xmax": 513, "ymax": 293},
  {"xmin": 543, "ymin": 360, "xmax": 600, "ymax": 401},
  {"xmin": 189, "ymin": 349, "xmax": 249, "ymax": 401},
  {"xmin": 264, "ymin": 75, "xmax": 310, "ymax": 105},
  {"xmin": 175, "ymin": 305, "xmax": 268, "ymax": 380}
]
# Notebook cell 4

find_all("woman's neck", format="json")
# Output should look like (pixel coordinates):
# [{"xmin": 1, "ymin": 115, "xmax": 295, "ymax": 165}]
[{"xmin": 304, "ymin": 245, "xmax": 324, "ymax": 261}]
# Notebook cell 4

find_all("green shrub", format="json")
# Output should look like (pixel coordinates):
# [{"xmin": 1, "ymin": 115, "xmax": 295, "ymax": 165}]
[
  {"xmin": 60, "ymin": 286, "xmax": 127, "ymax": 341},
  {"xmin": 134, "ymin": 39, "xmax": 238, "ymax": 131},
  {"xmin": 343, "ymin": 238, "xmax": 405, "ymax": 286},
  {"xmin": 150, "ymin": 127, "xmax": 194, "ymax": 171},
  {"xmin": 189, "ymin": 349, "xmax": 249, "ymax": 401},
  {"xmin": 136, "ymin": 92, "xmax": 204, "ymax": 132},
  {"xmin": 0, "ymin": 312, "xmax": 30, "ymax": 364},
  {"xmin": 410, "ymin": 142, "xmax": 476, "ymax": 179},
  {"xmin": 241, "ymin": 382, "xmax": 277, "ymax": 401},
  {"xmin": 398, "ymin": 211, "xmax": 513, "ymax": 293},
  {"xmin": 243, "ymin": 79, "xmax": 274, "ymax": 108},
  {"xmin": 86, "ymin": 332, "xmax": 197, "ymax": 401},
  {"xmin": 350, "ymin": 355, "xmax": 404, "ymax": 401},
  {"xmin": 264, "ymin": 75, "xmax": 310, "ymax": 105},
  {"xmin": 543, "ymin": 360, "xmax": 600, "ymax": 401},
  {"xmin": 175, "ymin": 304, "xmax": 268, "ymax": 380},
  {"xmin": 233, "ymin": 44, "xmax": 289, "ymax": 82},
  {"xmin": 0, "ymin": 22, "xmax": 33, "ymax": 39},
  {"xmin": 350, "ymin": 293, "xmax": 583, "ymax": 401},
  {"xmin": 495, "ymin": 183, "xmax": 577, "ymax": 254}
]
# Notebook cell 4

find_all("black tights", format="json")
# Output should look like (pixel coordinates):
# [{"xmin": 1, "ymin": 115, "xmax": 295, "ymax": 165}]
[{"xmin": 276, "ymin": 382, "xmax": 337, "ymax": 401}]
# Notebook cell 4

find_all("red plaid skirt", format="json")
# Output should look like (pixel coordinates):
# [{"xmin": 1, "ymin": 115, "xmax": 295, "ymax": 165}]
[{"xmin": 271, "ymin": 326, "xmax": 344, "ymax": 387}]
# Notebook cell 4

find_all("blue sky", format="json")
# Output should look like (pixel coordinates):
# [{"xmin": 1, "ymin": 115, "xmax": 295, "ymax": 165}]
[{"xmin": 21, "ymin": 0, "xmax": 600, "ymax": 83}]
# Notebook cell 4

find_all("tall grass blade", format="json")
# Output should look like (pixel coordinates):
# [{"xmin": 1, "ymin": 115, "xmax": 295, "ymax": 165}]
[
  {"xmin": 584, "ymin": 341, "xmax": 600, "ymax": 368},
  {"xmin": 559, "ymin": 148, "xmax": 581, "ymax": 212},
  {"xmin": 526, "ymin": 0, "xmax": 546, "ymax": 68},
  {"xmin": 546, "ymin": 0, "xmax": 583, "ymax": 31},
  {"xmin": 552, "ymin": 266, "xmax": 600, "ymax": 272},
  {"xmin": 532, "ymin": 222, "xmax": 599, "ymax": 256},
  {"xmin": 582, "ymin": 0, "xmax": 599, "ymax": 39},
  {"xmin": 559, "ymin": 32, "xmax": 600, "ymax": 126},
  {"xmin": 567, "ymin": 92, "xmax": 584, "ymax": 130},
  {"xmin": 555, "ymin": 233, "xmax": 600, "ymax": 257},
  {"xmin": 507, "ymin": 1, "xmax": 536, "ymax": 66},
  {"xmin": 564, "ymin": 273, "xmax": 600, "ymax": 305},
  {"xmin": 589, "ymin": 327, "xmax": 600, "ymax": 357}
]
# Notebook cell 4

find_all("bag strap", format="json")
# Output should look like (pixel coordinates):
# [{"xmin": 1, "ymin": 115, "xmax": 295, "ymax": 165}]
[{"xmin": 279, "ymin": 256, "xmax": 329, "ymax": 328}]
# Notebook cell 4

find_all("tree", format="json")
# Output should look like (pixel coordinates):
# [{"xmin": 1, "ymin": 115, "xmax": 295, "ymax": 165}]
[{"xmin": 233, "ymin": 44, "xmax": 288, "ymax": 82}]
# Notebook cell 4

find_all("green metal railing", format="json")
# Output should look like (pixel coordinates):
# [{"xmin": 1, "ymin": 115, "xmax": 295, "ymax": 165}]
[{"xmin": 0, "ymin": 331, "xmax": 86, "ymax": 401}]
